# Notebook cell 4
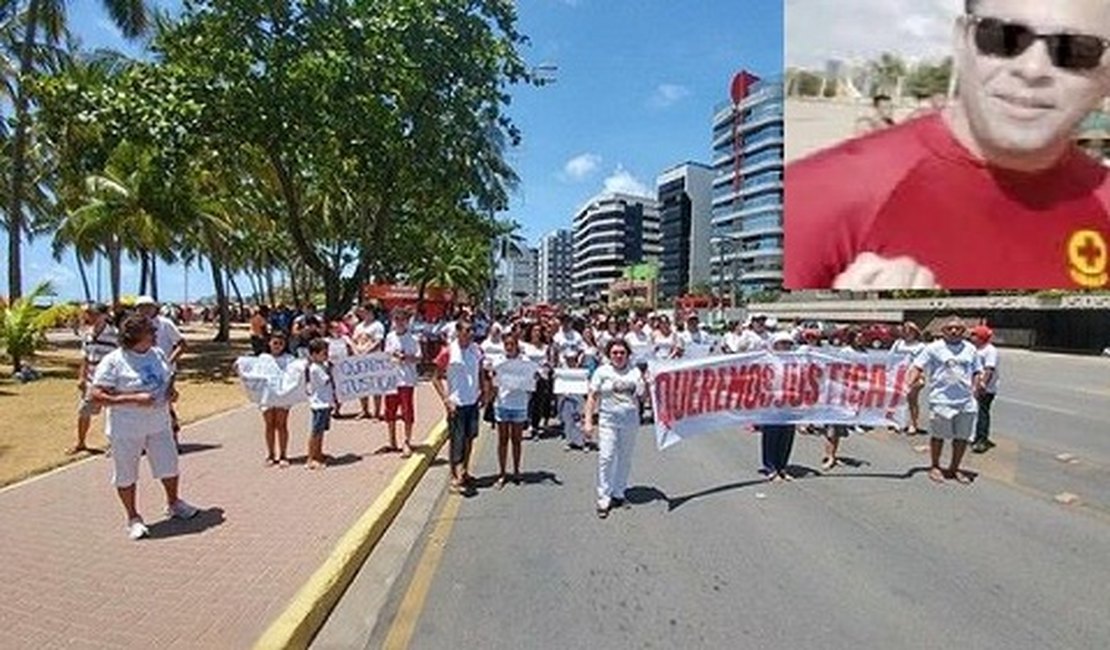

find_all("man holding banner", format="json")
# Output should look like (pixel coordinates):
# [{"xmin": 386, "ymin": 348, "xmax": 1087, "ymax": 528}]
[
  {"xmin": 384, "ymin": 308, "xmax": 421, "ymax": 458},
  {"xmin": 908, "ymin": 316, "xmax": 983, "ymax": 484}
]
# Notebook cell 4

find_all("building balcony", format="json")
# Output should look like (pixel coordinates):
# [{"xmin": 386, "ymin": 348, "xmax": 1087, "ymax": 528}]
[
  {"xmin": 712, "ymin": 158, "xmax": 782, "ymax": 185},
  {"xmin": 711, "ymin": 114, "xmax": 783, "ymax": 148},
  {"xmin": 711, "ymin": 180, "xmax": 783, "ymax": 207}
]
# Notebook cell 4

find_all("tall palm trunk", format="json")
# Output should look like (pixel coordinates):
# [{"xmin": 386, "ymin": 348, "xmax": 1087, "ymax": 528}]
[
  {"xmin": 208, "ymin": 253, "xmax": 230, "ymax": 343},
  {"xmin": 150, "ymin": 256, "xmax": 159, "ymax": 302},
  {"xmin": 108, "ymin": 237, "xmax": 122, "ymax": 306},
  {"xmin": 75, "ymin": 250, "xmax": 93, "ymax": 304},
  {"xmin": 6, "ymin": 0, "xmax": 42, "ymax": 303},
  {"xmin": 139, "ymin": 251, "xmax": 149, "ymax": 295}
]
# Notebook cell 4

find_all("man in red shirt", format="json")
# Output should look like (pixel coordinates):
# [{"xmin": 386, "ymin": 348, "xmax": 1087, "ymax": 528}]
[{"xmin": 786, "ymin": 0, "xmax": 1110, "ymax": 290}]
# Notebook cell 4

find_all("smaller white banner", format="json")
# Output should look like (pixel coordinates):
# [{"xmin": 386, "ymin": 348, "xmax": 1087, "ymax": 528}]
[
  {"xmin": 236, "ymin": 356, "xmax": 308, "ymax": 408},
  {"xmin": 553, "ymin": 368, "xmax": 590, "ymax": 395},
  {"xmin": 493, "ymin": 358, "xmax": 538, "ymax": 392},
  {"xmin": 333, "ymin": 352, "xmax": 401, "ymax": 401}
]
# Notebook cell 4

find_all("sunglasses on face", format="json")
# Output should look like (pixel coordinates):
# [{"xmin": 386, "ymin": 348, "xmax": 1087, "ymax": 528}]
[{"xmin": 970, "ymin": 15, "xmax": 1110, "ymax": 71}]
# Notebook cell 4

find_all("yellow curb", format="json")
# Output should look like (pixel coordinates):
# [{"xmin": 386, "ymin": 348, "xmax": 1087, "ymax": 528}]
[{"xmin": 254, "ymin": 419, "xmax": 449, "ymax": 650}]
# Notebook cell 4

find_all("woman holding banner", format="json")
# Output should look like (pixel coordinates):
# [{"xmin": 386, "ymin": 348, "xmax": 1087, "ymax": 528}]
[
  {"xmin": 488, "ymin": 332, "xmax": 531, "ymax": 488},
  {"xmin": 891, "ymin": 322, "xmax": 927, "ymax": 434},
  {"xmin": 760, "ymin": 332, "xmax": 799, "ymax": 481},
  {"xmin": 584, "ymin": 338, "xmax": 648, "ymax": 519},
  {"xmin": 522, "ymin": 324, "xmax": 553, "ymax": 438}
]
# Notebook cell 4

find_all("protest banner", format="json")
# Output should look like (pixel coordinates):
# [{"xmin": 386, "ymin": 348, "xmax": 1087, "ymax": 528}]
[
  {"xmin": 650, "ymin": 348, "xmax": 911, "ymax": 449},
  {"xmin": 493, "ymin": 358, "xmax": 538, "ymax": 392},
  {"xmin": 235, "ymin": 356, "xmax": 308, "ymax": 408},
  {"xmin": 553, "ymin": 368, "xmax": 590, "ymax": 395},
  {"xmin": 334, "ymin": 352, "xmax": 401, "ymax": 402}
]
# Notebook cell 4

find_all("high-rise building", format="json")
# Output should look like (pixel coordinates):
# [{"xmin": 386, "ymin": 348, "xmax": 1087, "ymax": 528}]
[
  {"xmin": 571, "ymin": 192, "xmax": 661, "ymax": 305},
  {"xmin": 710, "ymin": 70, "xmax": 785, "ymax": 298},
  {"xmin": 495, "ymin": 245, "xmax": 539, "ymax": 312},
  {"xmin": 538, "ymin": 229, "xmax": 573, "ymax": 305},
  {"xmin": 657, "ymin": 162, "xmax": 714, "ymax": 303}
]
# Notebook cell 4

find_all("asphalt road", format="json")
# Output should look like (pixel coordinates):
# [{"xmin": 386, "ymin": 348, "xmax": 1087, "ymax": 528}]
[{"xmin": 340, "ymin": 350, "xmax": 1110, "ymax": 650}]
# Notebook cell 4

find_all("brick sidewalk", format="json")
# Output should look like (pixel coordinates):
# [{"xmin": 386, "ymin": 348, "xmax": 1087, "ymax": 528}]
[{"xmin": 0, "ymin": 384, "xmax": 445, "ymax": 649}]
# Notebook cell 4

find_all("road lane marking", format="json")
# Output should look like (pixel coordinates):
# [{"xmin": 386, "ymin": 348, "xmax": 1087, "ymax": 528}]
[{"xmin": 382, "ymin": 433, "xmax": 485, "ymax": 650}]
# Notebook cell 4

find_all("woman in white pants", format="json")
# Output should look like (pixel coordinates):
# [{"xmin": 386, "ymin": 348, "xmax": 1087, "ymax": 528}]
[
  {"xmin": 584, "ymin": 338, "xmax": 647, "ymax": 519},
  {"xmin": 90, "ymin": 314, "xmax": 198, "ymax": 540}
]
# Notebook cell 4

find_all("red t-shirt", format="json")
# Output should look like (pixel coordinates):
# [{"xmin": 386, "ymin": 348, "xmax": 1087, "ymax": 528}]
[{"xmin": 785, "ymin": 113, "xmax": 1110, "ymax": 289}]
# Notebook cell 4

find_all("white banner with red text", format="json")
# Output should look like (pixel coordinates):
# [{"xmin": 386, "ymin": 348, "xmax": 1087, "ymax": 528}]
[{"xmin": 650, "ymin": 348, "xmax": 913, "ymax": 449}]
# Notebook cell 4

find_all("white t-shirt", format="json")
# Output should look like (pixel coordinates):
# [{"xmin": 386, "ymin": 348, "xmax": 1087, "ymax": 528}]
[
  {"xmin": 553, "ymin": 329, "xmax": 585, "ymax": 364},
  {"xmin": 153, "ymin": 315, "xmax": 183, "ymax": 359},
  {"xmin": 589, "ymin": 363, "xmax": 645, "ymax": 431},
  {"xmin": 891, "ymin": 339, "xmax": 926, "ymax": 360},
  {"xmin": 913, "ymin": 339, "xmax": 983, "ymax": 412},
  {"xmin": 977, "ymin": 343, "xmax": 1000, "ymax": 394},
  {"xmin": 355, "ymin": 320, "xmax": 386, "ymax": 351},
  {"xmin": 92, "ymin": 347, "xmax": 174, "ymax": 437},
  {"xmin": 521, "ymin": 342, "xmax": 551, "ymax": 378},
  {"xmin": 327, "ymin": 336, "xmax": 351, "ymax": 359},
  {"xmin": 437, "ymin": 341, "xmax": 483, "ymax": 407},
  {"xmin": 82, "ymin": 323, "xmax": 119, "ymax": 382},
  {"xmin": 492, "ymin": 356, "xmax": 531, "ymax": 410},
  {"xmin": 677, "ymin": 330, "xmax": 711, "ymax": 353},
  {"xmin": 481, "ymin": 338, "xmax": 507, "ymax": 369},
  {"xmin": 307, "ymin": 361, "xmax": 335, "ymax": 409},
  {"xmin": 735, "ymin": 329, "xmax": 770, "ymax": 352},
  {"xmin": 385, "ymin": 330, "xmax": 420, "ymax": 387},
  {"xmin": 652, "ymin": 331, "xmax": 677, "ymax": 360}
]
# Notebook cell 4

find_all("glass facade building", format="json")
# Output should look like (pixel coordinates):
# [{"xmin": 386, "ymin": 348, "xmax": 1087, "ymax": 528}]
[
  {"xmin": 571, "ymin": 193, "xmax": 661, "ymax": 305},
  {"xmin": 538, "ymin": 229, "xmax": 573, "ymax": 305},
  {"xmin": 710, "ymin": 72, "xmax": 785, "ymax": 297}
]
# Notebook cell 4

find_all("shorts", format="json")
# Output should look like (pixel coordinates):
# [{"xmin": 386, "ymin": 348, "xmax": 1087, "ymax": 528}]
[
  {"xmin": 930, "ymin": 411, "xmax": 975, "ymax": 441},
  {"xmin": 311, "ymin": 408, "xmax": 332, "ymax": 437},
  {"xmin": 448, "ymin": 404, "xmax": 480, "ymax": 465},
  {"xmin": 77, "ymin": 391, "xmax": 102, "ymax": 417},
  {"xmin": 828, "ymin": 425, "xmax": 850, "ymax": 438},
  {"xmin": 495, "ymin": 406, "xmax": 528, "ymax": 424},
  {"xmin": 107, "ymin": 429, "xmax": 179, "ymax": 487},
  {"xmin": 385, "ymin": 386, "xmax": 415, "ymax": 424}
]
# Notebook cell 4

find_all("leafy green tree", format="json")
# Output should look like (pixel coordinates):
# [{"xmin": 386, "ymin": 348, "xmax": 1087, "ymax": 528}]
[
  {"xmin": 4, "ymin": 0, "xmax": 149, "ymax": 302},
  {"xmin": 0, "ymin": 280, "xmax": 67, "ymax": 372},
  {"xmin": 154, "ymin": 0, "xmax": 536, "ymax": 318}
]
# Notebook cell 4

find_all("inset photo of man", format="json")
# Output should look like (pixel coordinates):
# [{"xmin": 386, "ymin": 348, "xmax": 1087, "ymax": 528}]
[{"xmin": 783, "ymin": 0, "xmax": 1110, "ymax": 290}]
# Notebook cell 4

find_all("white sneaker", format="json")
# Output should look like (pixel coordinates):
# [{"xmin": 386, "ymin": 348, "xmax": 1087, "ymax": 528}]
[
  {"xmin": 127, "ymin": 518, "xmax": 149, "ymax": 541},
  {"xmin": 167, "ymin": 499, "xmax": 199, "ymax": 520}
]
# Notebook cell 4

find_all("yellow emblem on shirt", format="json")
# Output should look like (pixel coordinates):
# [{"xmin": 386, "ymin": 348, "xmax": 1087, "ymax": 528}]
[{"xmin": 1067, "ymin": 229, "xmax": 1108, "ymax": 288}]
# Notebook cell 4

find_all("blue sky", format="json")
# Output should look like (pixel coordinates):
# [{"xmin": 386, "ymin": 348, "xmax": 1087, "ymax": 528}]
[{"xmin": 7, "ymin": 0, "xmax": 782, "ymax": 303}]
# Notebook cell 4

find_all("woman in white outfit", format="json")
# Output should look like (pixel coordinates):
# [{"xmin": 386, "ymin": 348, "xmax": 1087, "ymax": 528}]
[
  {"xmin": 891, "ymin": 321, "xmax": 927, "ymax": 434},
  {"xmin": 90, "ymin": 314, "xmax": 198, "ymax": 540},
  {"xmin": 584, "ymin": 338, "xmax": 648, "ymax": 519}
]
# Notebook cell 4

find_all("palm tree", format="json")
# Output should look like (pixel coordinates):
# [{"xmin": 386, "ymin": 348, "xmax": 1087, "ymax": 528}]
[{"xmin": 5, "ymin": 0, "xmax": 148, "ymax": 302}]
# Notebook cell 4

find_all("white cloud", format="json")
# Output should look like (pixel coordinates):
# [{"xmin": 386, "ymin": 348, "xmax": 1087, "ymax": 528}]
[
  {"xmin": 786, "ymin": 0, "xmax": 958, "ymax": 69},
  {"xmin": 560, "ymin": 153, "xmax": 602, "ymax": 182},
  {"xmin": 601, "ymin": 165, "xmax": 651, "ymax": 197},
  {"xmin": 648, "ymin": 83, "xmax": 692, "ymax": 109}
]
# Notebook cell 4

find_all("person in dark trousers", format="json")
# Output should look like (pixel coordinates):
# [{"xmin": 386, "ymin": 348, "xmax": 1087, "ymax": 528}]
[
  {"xmin": 760, "ymin": 332, "xmax": 798, "ymax": 481},
  {"xmin": 969, "ymin": 325, "xmax": 999, "ymax": 453}
]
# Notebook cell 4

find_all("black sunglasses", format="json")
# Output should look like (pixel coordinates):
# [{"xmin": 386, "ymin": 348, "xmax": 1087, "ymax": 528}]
[{"xmin": 970, "ymin": 15, "xmax": 1110, "ymax": 71}]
